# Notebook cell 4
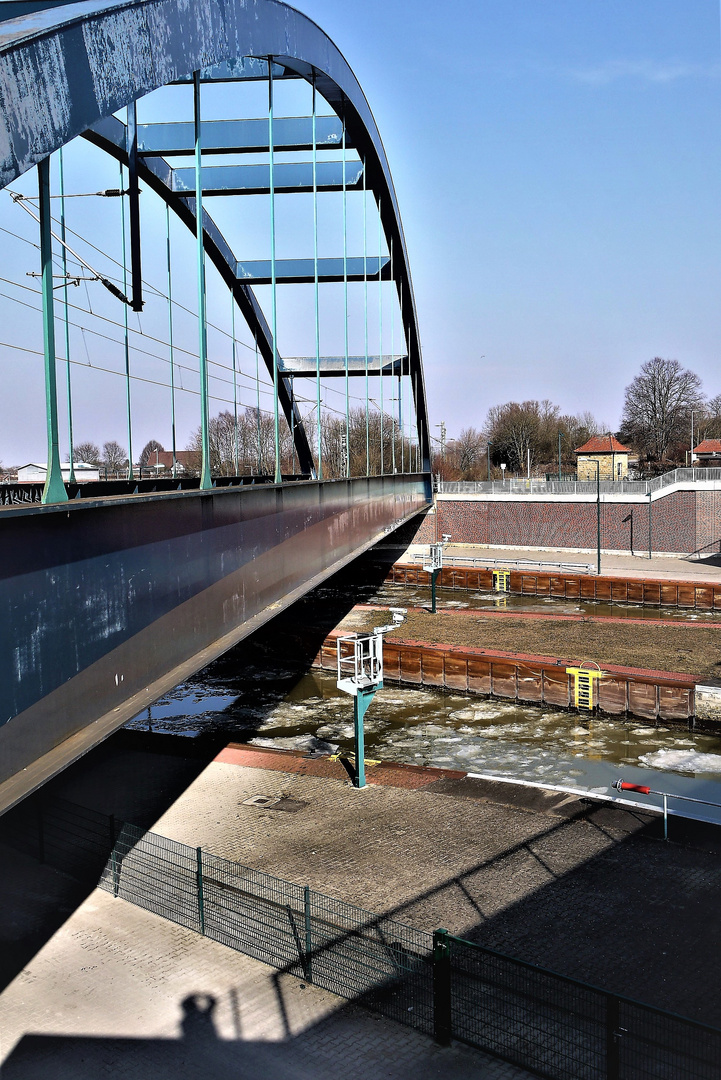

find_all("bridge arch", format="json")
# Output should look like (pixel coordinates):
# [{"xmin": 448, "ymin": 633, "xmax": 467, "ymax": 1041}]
[{"xmin": 0, "ymin": 0, "xmax": 430, "ymax": 479}]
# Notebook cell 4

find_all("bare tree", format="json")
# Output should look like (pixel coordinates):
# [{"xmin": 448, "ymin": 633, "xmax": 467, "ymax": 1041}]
[
  {"xmin": 139, "ymin": 439, "xmax": 165, "ymax": 467},
  {"xmin": 102, "ymin": 440, "xmax": 127, "ymax": 474},
  {"xmin": 620, "ymin": 358, "xmax": 705, "ymax": 464},
  {"xmin": 73, "ymin": 441, "xmax": 101, "ymax": 465}
]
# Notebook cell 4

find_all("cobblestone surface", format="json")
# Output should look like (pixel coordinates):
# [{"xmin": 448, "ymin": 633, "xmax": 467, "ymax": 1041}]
[
  {"xmin": 148, "ymin": 757, "xmax": 721, "ymax": 1024},
  {"xmin": 0, "ymin": 886, "xmax": 531, "ymax": 1079}
]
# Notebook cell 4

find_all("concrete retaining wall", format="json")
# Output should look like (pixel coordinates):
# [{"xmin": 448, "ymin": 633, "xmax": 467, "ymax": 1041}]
[{"xmin": 412, "ymin": 487, "xmax": 720, "ymax": 555}]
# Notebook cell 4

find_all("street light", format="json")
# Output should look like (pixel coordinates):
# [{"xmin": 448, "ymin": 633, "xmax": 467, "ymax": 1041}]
[
  {"xmin": 486, "ymin": 441, "xmax": 493, "ymax": 482},
  {"xmin": 647, "ymin": 489, "xmax": 652, "ymax": 560},
  {"xmin": 557, "ymin": 430, "xmax": 564, "ymax": 481}
]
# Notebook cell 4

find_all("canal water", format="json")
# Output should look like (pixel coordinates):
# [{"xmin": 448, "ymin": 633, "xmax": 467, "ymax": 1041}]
[{"xmin": 127, "ymin": 643, "xmax": 721, "ymax": 824}]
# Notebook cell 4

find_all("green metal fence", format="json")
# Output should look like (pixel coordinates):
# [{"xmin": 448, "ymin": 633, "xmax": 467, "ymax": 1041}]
[{"xmin": 2, "ymin": 794, "xmax": 720, "ymax": 1079}]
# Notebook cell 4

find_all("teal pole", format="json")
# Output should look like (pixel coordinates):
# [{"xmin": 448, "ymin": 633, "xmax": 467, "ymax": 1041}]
[
  {"xmin": 255, "ymin": 339, "xmax": 262, "ymax": 473},
  {"xmin": 165, "ymin": 203, "xmax": 177, "ymax": 477},
  {"xmin": 194, "ymin": 72, "xmax": 212, "ymax": 490},
  {"xmin": 268, "ymin": 58, "xmax": 281, "ymax": 484},
  {"xmin": 37, "ymin": 158, "xmax": 68, "ymax": 504},
  {"xmin": 431, "ymin": 568, "xmax": 440, "ymax": 613},
  {"xmin": 312, "ymin": 76, "xmax": 322, "ymax": 480},
  {"xmin": 378, "ymin": 199, "xmax": 384, "ymax": 475},
  {"xmin": 58, "ymin": 148, "xmax": 76, "ymax": 484},
  {"xmin": 231, "ymin": 296, "xmax": 239, "ymax": 475},
  {"xmin": 119, "ymin": 160, "xmax": 134, "ymax": 480},
  {"xmin": 342, "ymin": 111, "xmax": 350, "ymax": 478},
  {"xmin": 353, "ymin": 688, "xmax": 377, "ymax": 789},
  {"xmin": 391, "ymin": 236, "xmax": 399, "ymax": 474},
  {"xmin": 363, "ymin": 159, "xmax": 369, "ymax": 475}
]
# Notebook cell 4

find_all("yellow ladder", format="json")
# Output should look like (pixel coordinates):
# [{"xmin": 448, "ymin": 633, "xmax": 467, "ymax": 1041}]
[
  {"xmin": 566, "ymin": 665, "xmax": 603, "ymax": 711},
  {"xmin": 492, "ymin": 569, "xmax": 510, "ymax": 593}
]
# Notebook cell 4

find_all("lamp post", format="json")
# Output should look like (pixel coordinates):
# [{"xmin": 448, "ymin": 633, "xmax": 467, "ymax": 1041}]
[
  {"xmin": 486, "ymin": 441, "xmax": 493, "ymax": 482},
  {"xmin": 647, "ymin": 489, "xmax": 652, "ymax": 560},
  {"xmin": 590, "ymin": 459, "xmax": 601, "ymax": 576},
  {"xmin": 558, "ymin": 431, "xmax": 563, "ymax": 481}
]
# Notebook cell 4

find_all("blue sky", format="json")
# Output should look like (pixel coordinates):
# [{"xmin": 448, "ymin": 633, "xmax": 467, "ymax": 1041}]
[
  {"xmin": 296, "ymin": 0, "xmax": 721, "ymax": 437},
  {"xmin": 0, "ymin": 0, "xmax": 719, "ymax": 463}
]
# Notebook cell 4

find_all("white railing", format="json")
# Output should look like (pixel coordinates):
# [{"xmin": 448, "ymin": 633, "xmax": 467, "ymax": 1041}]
[
  {"xmin": 440, "ymin": 555, "xmax": 596, "ymax": 574},
  {"xmin": 436, "ymin": 467, "xmax": 721, "ymax": 497}
]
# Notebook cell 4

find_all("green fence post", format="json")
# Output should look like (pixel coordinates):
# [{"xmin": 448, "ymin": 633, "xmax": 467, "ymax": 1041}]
[
  {"xmin": 108, "ymin": 813, "xmax": 119, "ymax": 897},
  {"xmin": 304, "ymin": 884, "xmax": 312, "ymax": 983},
  {"xmin": 606, "ymin": 994, "xmax": 621, "ymax": 1080},
  {"xmin": 196, "ymin": 846, "xmax": 205, "ymax": 934},
  {"xmin": 433, "ymin": 928, "xmax": 452, "ymax": 1046}
]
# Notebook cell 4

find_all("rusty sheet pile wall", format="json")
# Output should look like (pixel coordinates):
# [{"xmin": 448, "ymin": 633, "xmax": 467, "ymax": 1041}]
[
  {"xmin": 386, "ymin": 564, "xmax": 721, "ymax": 611},
  {"xmin": 316, "ymin": 632, "xmax": 696, "ymax": 723}
]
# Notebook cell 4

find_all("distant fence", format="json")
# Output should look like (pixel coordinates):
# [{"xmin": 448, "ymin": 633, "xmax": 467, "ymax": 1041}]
[
  {"xmin": 436, "ymin": 468, "xmax": 721, "ymax": 497},
  {"xmin": 2, "ymin": 794, "xmax": 719, "ymax": 1079}
]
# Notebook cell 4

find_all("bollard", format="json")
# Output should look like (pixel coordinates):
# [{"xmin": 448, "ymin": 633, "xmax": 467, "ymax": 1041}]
[{"xmin": 433, "ymin": 928, "xmax": 452, "ymax": 1046}]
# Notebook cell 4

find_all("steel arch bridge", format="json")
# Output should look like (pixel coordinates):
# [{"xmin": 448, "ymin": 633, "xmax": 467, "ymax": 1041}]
[{"xmin": 0, "ymin": 0, "xmax": 431, "ymax": 812}]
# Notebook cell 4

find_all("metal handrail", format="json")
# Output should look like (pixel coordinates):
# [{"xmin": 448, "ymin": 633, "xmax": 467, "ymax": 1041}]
[
  {"xmin": 436, "ymin": 467, "xmax": 721, "ymax": 497},
  {"xmin": 612, "ymin": 779, "xmax": 721, "ymax": 840},
  {"xmin": 428, "ymin": 555, "xmax": 596, "ymax": 575}
]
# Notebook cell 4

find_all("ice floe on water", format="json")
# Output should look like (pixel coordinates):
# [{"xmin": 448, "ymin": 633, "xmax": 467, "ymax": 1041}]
[{"xmin": 639, "ymin": 749, "xmax": 721, "ymax": 775}]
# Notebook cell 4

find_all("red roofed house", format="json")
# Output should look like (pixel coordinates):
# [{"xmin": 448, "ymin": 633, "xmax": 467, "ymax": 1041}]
[
  {"xmin": 692, "ymin": 440, "xmax": 721, "ymax": 465},
  {"xmin": 574, "ymin": 434, "xmax": 632, "ymax": 481}
]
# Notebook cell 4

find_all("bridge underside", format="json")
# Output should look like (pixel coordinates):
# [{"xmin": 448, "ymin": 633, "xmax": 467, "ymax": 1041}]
[{"xmin": 0, "ymin": 476, "xmax": 430, "ymax": 814}]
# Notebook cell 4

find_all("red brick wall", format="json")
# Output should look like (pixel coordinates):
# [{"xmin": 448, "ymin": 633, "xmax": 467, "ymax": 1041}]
[{"xmin": 409, "ymin": 491, "xmax": 701, "ymax": 554}]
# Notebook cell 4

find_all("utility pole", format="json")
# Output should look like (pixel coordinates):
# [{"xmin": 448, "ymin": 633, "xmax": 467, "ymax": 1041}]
[{"xmin": 486, "ymin": 441, "xmax": 492, "ymax": 482}]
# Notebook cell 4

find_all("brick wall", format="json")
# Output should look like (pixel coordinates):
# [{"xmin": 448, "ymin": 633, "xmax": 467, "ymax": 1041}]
[{"xmin": 409, "ymin": 490, "xmax": 703, "ymax": 554}]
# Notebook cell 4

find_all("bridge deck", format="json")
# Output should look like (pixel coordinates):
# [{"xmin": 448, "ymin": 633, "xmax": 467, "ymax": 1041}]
[{"xmin": 0, "ymin": 475, "xmax": 430, "ymax": 814}]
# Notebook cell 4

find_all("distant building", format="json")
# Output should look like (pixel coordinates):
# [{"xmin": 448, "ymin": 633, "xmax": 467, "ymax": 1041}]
[
  {"xmin": 142, "ymin": 450, "xmax": 196, "ymax": 474},
  {"xmin": 692, "ymin": 440, "xmax": 721, "ymax": 465},
  {"xmin": 17, "ymin": 462, "xmax": 100, "ymax": 483},
  {"xmin": 574, "ymin": 435, "xmax": 632, "ymax": 481}
]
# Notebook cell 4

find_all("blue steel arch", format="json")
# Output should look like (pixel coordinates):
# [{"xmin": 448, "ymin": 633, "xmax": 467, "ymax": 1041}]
[{"xmin": 0, "ymin": 0, "xmax": 431, "ymax": 470}]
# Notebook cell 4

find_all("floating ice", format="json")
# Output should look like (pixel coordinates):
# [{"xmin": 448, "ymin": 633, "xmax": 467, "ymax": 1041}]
[{"xmin": 639, "ymin": 749, "xmax": 721, "ymax": 775}]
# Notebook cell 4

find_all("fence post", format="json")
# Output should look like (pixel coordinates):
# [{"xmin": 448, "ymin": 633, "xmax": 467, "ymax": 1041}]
[
  {"xmin": 304, "ymin": 885, "xmax": 313, "ymax": 983},
  {"xmin": 196, "ymin": 847, "xmax": 205, "ymax": 934},
  {"xmin": 109, "ymin": 815, "xmax": 119, "ymax": 897},
  {"xmin": 606, "ymin": 994, "xmax": 620, "ymax": 1080},
  {"xmin": 433, "ymin": 928, "xmax": 452, "ymax": 1046}
]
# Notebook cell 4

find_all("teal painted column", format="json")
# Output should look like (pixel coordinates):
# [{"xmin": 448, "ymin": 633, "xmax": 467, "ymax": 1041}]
[
  {"xmin": 119, "ymin": 161, "xmax": 134, "ymax": 480},
  {"xmin": 268, "ymin": 58, "xmax": 281, "ymax": 484},
  {"xmin": 165, "ymin": 203, "xmax": 178, "ymax": 476},
  {"xmin": 312, "ymin": 76, "xmax": 322, "ymax": 479},
  {"xmin": 37, "ymin": 157, "xmax": 68, "ymax": 505},
  {"xmin": 353, "ymin": 685, "xmax": 379, "ymax": 789},
  {"xmin": 194, "ymin": 71, "xmax": 212, "ymax": 490},
  {"xmin": 57, "ymin": 148, "xmax": 76, "ymax": 484}
]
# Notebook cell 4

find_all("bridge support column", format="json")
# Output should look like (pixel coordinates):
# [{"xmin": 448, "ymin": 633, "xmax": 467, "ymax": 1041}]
[
  {"xmin": 38, "ymin": 157, "xmax": 68, "ymax": 505},
  {"xmin": 353, "ymin": 686, "xmax": 377, "ymax": 789}
]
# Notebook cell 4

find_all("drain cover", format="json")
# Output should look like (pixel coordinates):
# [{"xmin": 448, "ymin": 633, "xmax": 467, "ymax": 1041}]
[{"xmin": 241, "ymin": 794, "xmax": 307, "ymax": 813}]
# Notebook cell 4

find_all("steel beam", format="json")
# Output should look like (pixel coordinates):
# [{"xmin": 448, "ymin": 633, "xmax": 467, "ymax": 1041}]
[
  {"xmin": 278, "ymin": 355, "xmax": 404, "ymax": 377},
  {"xmin": 138, "ymin": 116, "xmax": 344, "ymax": 155},
  {"xmin": 236, "ymin": 255, "xmax": 389, "ymax": 284},
  {"xmin": 170, "ymin": 160, "xmax": 363, "ymax": 196},
  {"xmin": 0, "ymin": 476, "xmax": 430, "ymax": 814}
]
